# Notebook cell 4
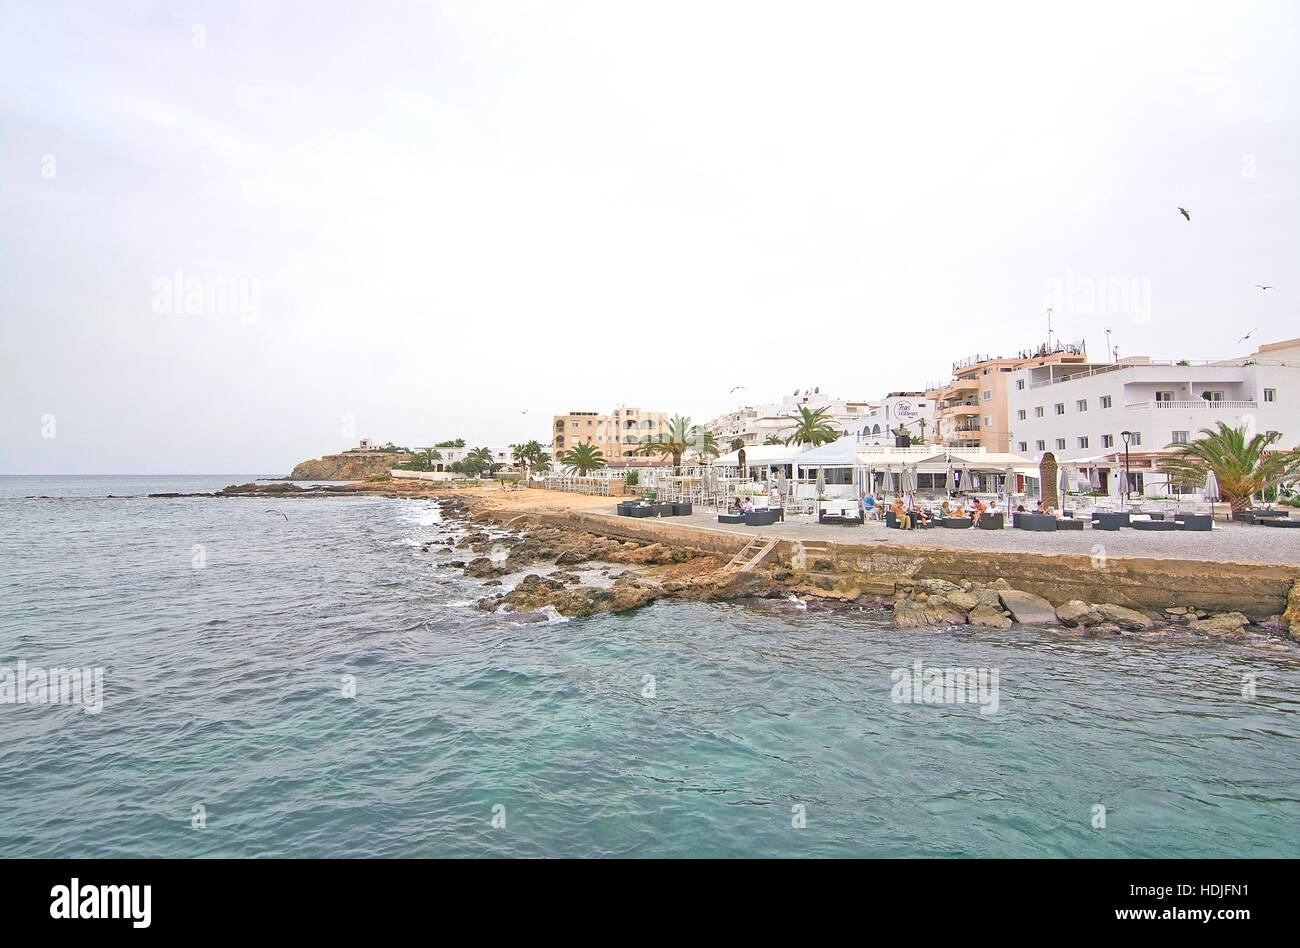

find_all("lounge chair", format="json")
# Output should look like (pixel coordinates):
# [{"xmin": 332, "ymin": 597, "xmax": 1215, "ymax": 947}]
[
  {"xmin": 1132, "ymin": 519, "xmax": 1178, "ymax": 531},
  {"xmin": 1260, "ymin": 517, "xmax": 1300, "ymax": 528},
  {"xmin": 1014, "ymin": 513, "xmax": 1056, "ymax": 531},
  {"xmin": 717, "ymin": 512, "xmax": 745, "ymax": 524},
  {"xmin": 1174, "ymin": 513, "xmax": 1212, "ymax": 531},
  {"xmin": 1091, "ymin": 512, "xmax": 1129, "ymax": 530}
]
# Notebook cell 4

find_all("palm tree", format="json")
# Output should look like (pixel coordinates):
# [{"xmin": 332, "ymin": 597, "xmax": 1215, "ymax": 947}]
[
  {"xmin": 417, "ymin": 447, "xmax": 441, "ymax": 471},
  {"xmin": 764, "ymin": 434, "xmax": 783, "ymax": 445},
  {"xmin": 636, "ymin": 415, "xmax": 719, "ymax": 473},
  {"xmin": 465, "ymin": 446, "xmax": 496, "ymax": 477},
  {"xmin": 782, "ymin": 406, "xmax": 839, "ymax": 446},
  {"xmin": 561, "ymin": 441, "xmax": 606, "ymax": 475},
  {"xmin": 510, "ymin": 440, "xmax": 550, "ymax": 480},
  {"xmin": 1160, "ymin": 422, "xmax": 1300, "ymax": 518},
  {"xmin": 729, "ymin": 437, "xmax": 745, "ymax": 451}
]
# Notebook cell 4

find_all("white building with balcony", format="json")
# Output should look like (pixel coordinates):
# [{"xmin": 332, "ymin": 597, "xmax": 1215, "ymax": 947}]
[
  {"xmin": 706, "ymin": 390, "xmax": 930, "ymax": 446},
  {"xmin": 1006, "ymin": 338, "xmax": 1300, "ymax": 496}
]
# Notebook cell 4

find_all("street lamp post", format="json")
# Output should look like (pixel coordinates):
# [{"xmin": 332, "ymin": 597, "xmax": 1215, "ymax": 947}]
[{"xmin": 1120, "ymin": 430, "xmax": 1132, "ymax": 503}]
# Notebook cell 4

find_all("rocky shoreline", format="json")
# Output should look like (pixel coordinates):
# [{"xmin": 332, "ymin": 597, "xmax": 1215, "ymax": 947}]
[{"xmin": 439, "ymin": 494, "xmax": 1298, "ymax": 644}]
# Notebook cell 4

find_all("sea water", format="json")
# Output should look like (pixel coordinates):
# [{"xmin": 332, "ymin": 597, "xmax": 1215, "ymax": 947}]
[{"xmin": 1, "ymin": 476, "xmax": 1297, "ymax": 857}]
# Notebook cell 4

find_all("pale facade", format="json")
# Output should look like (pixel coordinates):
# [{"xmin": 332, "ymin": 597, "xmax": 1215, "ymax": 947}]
[
  {"xmin": 552, "ymin": 406, "xmax": 671, "ymax": 467},
  {"xmin": 928, "ymin": 342, "xmax": 1089, "ymax": 452},
  {"xmin": 706, "ymin": 391, "xmax": 878, "ymax": 446},
  {"xmin": 1006, "ymin": 338, "xmax": 1300, "ymax": 495}
]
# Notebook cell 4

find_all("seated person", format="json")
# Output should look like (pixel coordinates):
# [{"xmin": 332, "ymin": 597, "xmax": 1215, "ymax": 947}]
[
  {"xmin": 858, "ymin": 492, "xmax": 875, "ymax": 520},
  {"xmin": 970, "ymin": 499, "xmax": 987, "ymax": 528},
  {"xmin": 953, "ymin": 506, "xmax": 966, "ymax": 518},
  {"xmin": 741, "ymin": 497, "xmax": 756, "ymax": 513},
  {"xmin": 890, "ymin": 497, "xmax": 912, "ymax": 530},
  {"xmin": 1015, "ymin": 504, "xmax": 1027, "ymax": 513},
  {"xmin": 728, "ymin": 496, "xmax": 744, "ymax": 514},
  {"xmin": 940, "ymin": 501, "xmax": 952, "ymax": 518},
  {"xmin": 909, "ymin": 504, "xmax": 931, "ymax": 526}
]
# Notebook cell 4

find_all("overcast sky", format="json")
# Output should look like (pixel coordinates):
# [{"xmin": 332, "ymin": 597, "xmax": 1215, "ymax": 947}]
[{"xmin": 2, "ymin": 0, "xmax": 1296, "ymax": 474}]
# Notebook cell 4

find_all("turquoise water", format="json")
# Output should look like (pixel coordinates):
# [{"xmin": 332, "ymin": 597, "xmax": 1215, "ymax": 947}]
[{"xmin": 1, "ymin": 476, "xmax": 1297, "ymax": 857}]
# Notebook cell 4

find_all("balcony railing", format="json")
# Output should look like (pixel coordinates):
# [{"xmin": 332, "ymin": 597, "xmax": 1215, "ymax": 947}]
[{"xmin": 1125, "ymin": 400, "xmax": 1258, "ymax": 411}]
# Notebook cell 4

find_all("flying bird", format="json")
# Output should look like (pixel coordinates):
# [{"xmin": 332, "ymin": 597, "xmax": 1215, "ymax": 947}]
[
  {"xmin": 1178, "ymin": 207, "xmax": 1190, "ymax": 221},
  {"xmin": 729, "ymin": 385, "xmax": 746, "ymax": 394},
  {"xmin": 520, "ymin": 408, "xmax": 529, "ymax": 414},
  {"xmin": 265, "ymin": 509, "xmax": 288, "ymax": 521},
  {"xmin": 1237, "ymin": 327, "xmax": 1258, "ymax": 343},
  {"xmin": 1254, "ymin": 284, "xmax": 1274, "ymax": 290}
]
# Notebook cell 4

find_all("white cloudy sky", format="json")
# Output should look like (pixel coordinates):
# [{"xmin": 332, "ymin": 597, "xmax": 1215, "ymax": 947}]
[{"xmin": 1, "ymin": 0, "xmax": 1296, "ymax": 473}]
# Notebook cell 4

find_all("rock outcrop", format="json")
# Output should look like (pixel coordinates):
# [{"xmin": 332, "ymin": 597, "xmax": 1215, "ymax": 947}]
[{"xmin": 288, "ymin": 452, "xmax": 408, "ymax": 480}]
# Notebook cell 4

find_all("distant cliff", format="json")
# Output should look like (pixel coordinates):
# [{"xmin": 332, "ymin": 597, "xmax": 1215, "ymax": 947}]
[{"xmin": 289, "ymin": 452, "xmax": 407, "ymax": 481}]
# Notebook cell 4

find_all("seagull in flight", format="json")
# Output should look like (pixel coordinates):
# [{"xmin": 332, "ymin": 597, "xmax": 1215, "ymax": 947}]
[
  {"xmin": 265, "ymin": 509, "xmax": 288, "ymax": 521},
  {"xmin": 1178, "ymin": 207, "xmax": 1190, "ymax": 221},
  {"xmin": 729, "ymin": 385, "xmax": 746, "ymax": 394},
  {"xmin": 1254, "ymin": 284, "xmax": 1274, "ymax": 290},
  {"xmin": 1237, "ymin": 327, "xmax": 1258, "ymax": 343},
  {"xmin": 520, "ymin": 408, "xmax": 529, "ymax": 414}
]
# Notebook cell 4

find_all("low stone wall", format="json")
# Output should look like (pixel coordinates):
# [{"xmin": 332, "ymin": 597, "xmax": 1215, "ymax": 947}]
[{"xmin": 534, "ymin": 510, "xmax": 1298, "ymax": 621}]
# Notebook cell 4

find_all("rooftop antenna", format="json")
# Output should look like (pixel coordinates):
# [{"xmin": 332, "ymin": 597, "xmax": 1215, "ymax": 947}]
[
  {"xmin": 1104, "ymin": 328, "xmax": 1114, "ymax": 364},
  {"xmin": 1046, "ymin": 307, "xmax": 1053, "ymax": 350}
]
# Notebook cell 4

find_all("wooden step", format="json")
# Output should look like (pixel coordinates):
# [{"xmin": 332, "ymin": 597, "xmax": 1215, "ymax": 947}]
[{"xmin": 721, "ymin": 535, "xmax": 779, "ymax": 573}]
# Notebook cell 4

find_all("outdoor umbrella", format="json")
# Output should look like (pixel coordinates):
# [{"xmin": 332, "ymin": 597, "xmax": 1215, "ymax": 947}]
[
  {"xmin": 1089, "ymin": 467, "xmax": 1101, "ymax": 492},
  {"xmin": 1112, "ymin": 464, "xmax": 1126, "ymax": 502},
  {"xmin": 776, "ymin": 468, "xmax": 787, "ymax": 500},
  {"xmin": 1203, "ymin": 469, "xmax": 1220, "ymax": 511},
  {"xmin": 1004, "ymin": 465, "xmax": 1015, "ymax": 512},
  {"xmin": 1058, "ymin": 465, "xmax": 1071, "ymax": 502},
  {"xmin": 901, "ymin": 465, "xmax": 916, "ymax": 504},
  {"xmin": 815, "ymin": 467, "xmax": 826, "ymax": 496}
]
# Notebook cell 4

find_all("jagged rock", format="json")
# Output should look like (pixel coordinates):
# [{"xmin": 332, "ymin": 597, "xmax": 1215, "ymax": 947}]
[
  {"xmin": 1188, "ymin": 611, "xmax": 1250, "ymax": 636},
  {"xmin": 1095, "ymin": 603, "xmax": 1154, "ymax": 631},
  {"xmin": 997, "ymin": 590, "xmax": 1057, "ymax": 625},
  {"xmin": 1056, "ymin": 600, "xmax": 1104, "ymax": 627},
  {"xmin": 945, "ymin": 590, "xmax": 980, "ymax": 612},
  {"xmin": 1165, "ymin": 606, "xmax": 1189, "ymax": 616},
  {"xmin": 1284, "ymin": 581, "xmax": 1300, "ymax": 640},
  {"xmin": 481, "ymin": 579, "xmax": 502, "ymax": 587},
  {"xmin": 555, "ymin": 549, "xmax": 592, "ymax": 566},
  {"xmin": 548, "ymin": 571, "xmax": 582, "ymax": 585},
  {"xmin": 463, "ymin": 557, "xmax": 503, "ymax": 578},
  {"xmin": 968, "ymin": 604, "xmax": 1012, "ymax": 629},
  {"xmin": 894, "ymin": 597, "xmax": 968, "ymax": 629}
]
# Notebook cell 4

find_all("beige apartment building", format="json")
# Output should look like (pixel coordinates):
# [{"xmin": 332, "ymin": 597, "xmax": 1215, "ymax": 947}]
[
  {"xmin": 928, "ymin": 341, "xmax": 1089, "ymax": 452},
  {"xmin": 552, "ymin": 406, "xmax": 671, "ymax": 467}
]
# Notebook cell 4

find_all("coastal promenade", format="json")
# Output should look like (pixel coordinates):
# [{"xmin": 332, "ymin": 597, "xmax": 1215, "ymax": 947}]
[{"xmin": 461, "ymin": 489, "xmax": 1300, "ymax": 625}]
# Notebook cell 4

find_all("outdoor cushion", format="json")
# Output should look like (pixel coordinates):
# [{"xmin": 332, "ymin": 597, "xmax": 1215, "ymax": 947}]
[
  {"xmin": 718, "ymin": 513, "xmax": 745, "ymax": 524},
  {"xmin": 1132, "ymin": 519, "xmax": 1178, "ymax": 531},
  {"xmin": 1260, "ymin": 517, "xmax": 1300, "ymax": 528},
  {"xmin": 1015, "ymin": 513, "xmax": 1056, "ymax": 531},
  {"xmin": 1174, "ymin": 515, "xmax": 1212, "ymax": 531},
  {"xmin": 1056, "ymin": 519, "xmax": 1084, "ymax": 530}
]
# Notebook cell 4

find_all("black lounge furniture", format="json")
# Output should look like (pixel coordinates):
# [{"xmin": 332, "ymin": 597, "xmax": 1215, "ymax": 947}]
[
  {"xmin": 1260, "ymin": 517, "xmax": 1300, "ymax": 528},
  {"xmin": 1174, "ymin": 514, "xmax": 1212, "ymax": 531},
  {"xmin": 1056, "ymin": 518, "xmax": 1084, "ymax": 530},
  {"xmin": 717, "ymin": 512, "xmax": 745, "ymax": 524},
  {"xmin": 942, "ymin": 516, "xmax": 971, "ymax": 528},
  {"xmin": 671, "ymin": 502, "xmax": 693, "ymax": 516},
  {"xmin": 975, "ymin": 513, "xmax": 1003, "ymax": 530},
  {"xmin": 1014, "ymin": 513, "xmax": 1056, "ymax": 531},
  {"xmin": 1091, "ymin": 512, "xmax": 1130, "ymax": 530},
  {"xmin": 745, "ymin": 508, "xmax": 782, "ymax": 526},
  {"xmin": 1132, "ymin": 518, "xmax": 1178, "ymax": 531},
  {"xmin": 1244, "ymin": 510, "xmax": 1291, "ymax": 524}
]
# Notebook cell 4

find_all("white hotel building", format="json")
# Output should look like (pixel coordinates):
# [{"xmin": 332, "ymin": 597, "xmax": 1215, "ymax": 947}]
[
  {"xmin": 707, "ymin": 391, "xmax": 933, "ymax": 446},
  {"xmin": 1006, "ymin": 338, "xmax": 1300, "ymax": 496}
]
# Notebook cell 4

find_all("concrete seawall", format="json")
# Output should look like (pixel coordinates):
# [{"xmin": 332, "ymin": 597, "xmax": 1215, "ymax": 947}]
[{"xmin": 529, "ymin": 510, "xmax": 1299, "ymax": 621}]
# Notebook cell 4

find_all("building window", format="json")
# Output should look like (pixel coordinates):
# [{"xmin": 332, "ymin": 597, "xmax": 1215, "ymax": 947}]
[
  {"xmin": 571, "ymin": 422, "xmax": 579, "ymax": 428},
  {"xmin": 1101, "ymin": 395, "xmax": 1112, "ymax": 409},
  {"xmin": 1202, "ymin": 391, "xmax": 1224, "ymax": 402},
  {"xmin": 1017, "ymin": 409, "xmax": 1026, "ymax": 420},
  {"xmin": 1130, "ymin": 432, "xmax": 1142, "ymax": 446},
  {"xmin": 1155, "ymin": 391, "xmax": 1174, "ymax": 402},
  {"xmin": 1019, "ymin": 441, "xmax": 1028, "ymax": 453},
  {"xmin": 1016, "ymin": 379, "xmax": 1025, "ymax": 390},
  {"xmin": 1264, "ymin": 388, "xmax": 1276, "ymax": 402},
  {"xmin": 1036, "ymin": 440, "xmax": 1046, "ymax": 452},
  {"xmin": 1055, "ymin": 438, "xmax": 1066, "ymax": 450},
  {"xmin": 1076, "ymin": 399, "xmax": 1088, "ymax": 412},
  {"xmin": 1054, "ymin": 403, "xmax": 1065, "ymax": 415},
  {"xmin": 983, "ymin": 389, "xmax": 992, "ymax": 401},
  {"xmin": 1034, "ymin": 406, "xmax": 1044, "ymax": 418},
  {"xmin": 1102, "ymin": 434, "xmax": 1114, "ymax": 448},
  {"xmin": 984, "ymin": 416, "xmax": 992, "ymax": 427},
  {"xmin": 1078, "ymin": 437, "xmax": 1089, "ymax": 449},
  {"xmin": 1172, "ymin": 430, "xmax": 1189, "ymax": 444}
]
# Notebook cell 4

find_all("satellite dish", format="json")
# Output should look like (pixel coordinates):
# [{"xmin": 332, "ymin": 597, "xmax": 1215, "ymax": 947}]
[{"xmin": 814, "ymin": 386, "xmax": 820, "ymax": 394}]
